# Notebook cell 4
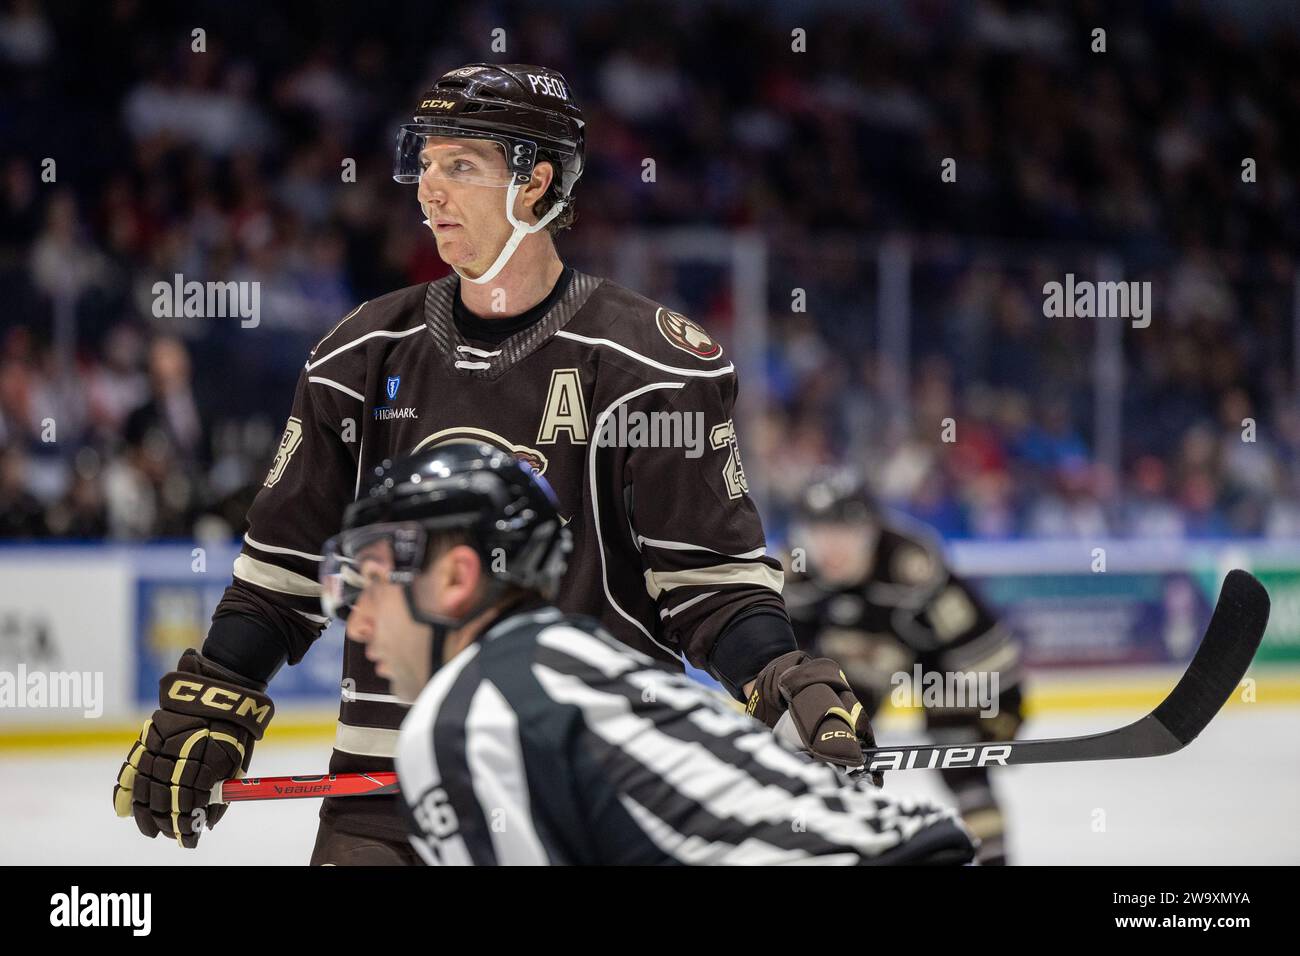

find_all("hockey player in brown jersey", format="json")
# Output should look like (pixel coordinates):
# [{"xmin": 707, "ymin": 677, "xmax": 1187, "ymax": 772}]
[
  {"xmin": 784, "ymin": 471, "xmax": 1026, "ymax": 864},
  {"xmin": 112, "ymin": 63, "xmax": 880, "ymax": 862}
]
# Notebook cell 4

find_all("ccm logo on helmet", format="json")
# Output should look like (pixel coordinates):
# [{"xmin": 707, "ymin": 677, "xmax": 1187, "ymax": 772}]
[
  {"xmin": 166, "ymin": 679, "xmax": 272, "ymax": 724},
  {"xmin": 419, "ymin": 99, "xmax": 456, "ymax": 110},
  {"xmin": 527, "ymin": 73, "xmax": 568, "ymax": 100}
]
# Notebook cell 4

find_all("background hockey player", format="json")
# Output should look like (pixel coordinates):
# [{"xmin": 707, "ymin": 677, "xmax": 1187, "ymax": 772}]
[
  {"xmin": 113, "ymin": 63, "xmax": 876, "ymax": 862},
  {"xmin": 785, "ymin": 471, "xmax": 1024, "ymax": 864},
  {"xmin": 332, "ymin": 443, "xmax": 975, "ymax": 865}
]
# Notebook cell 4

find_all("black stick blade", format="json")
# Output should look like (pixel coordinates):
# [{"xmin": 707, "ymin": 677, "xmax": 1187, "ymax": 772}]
[{"xmin": 1151, "ymin": 569, "xmax": 1270, "ymax": 746}]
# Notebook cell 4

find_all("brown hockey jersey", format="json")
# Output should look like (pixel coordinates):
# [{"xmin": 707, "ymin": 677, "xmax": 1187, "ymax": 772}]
[{"xmin": 212, "ymin": 271, "xmax": 787, "ymax": 840}]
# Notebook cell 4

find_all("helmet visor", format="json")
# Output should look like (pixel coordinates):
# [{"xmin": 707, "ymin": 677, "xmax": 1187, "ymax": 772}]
[
  {"xmin": 319, "ymin": 522, "xmax": 427, "ymax": 619},
  {"xmin": 394, "ymin": 125, "xmax": 528, "ymax": 186}
]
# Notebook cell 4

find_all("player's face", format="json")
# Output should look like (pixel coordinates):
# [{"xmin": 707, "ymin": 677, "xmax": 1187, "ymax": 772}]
[
  {"xmin": 801, "ymin": 520, "xmax": 875, "ymax": 586},
  {"xmin": 346, "ymin": 541, "xmax": 432, "ymax": 703},
  {"xmin": 417, "ymin": 137, "xmax": 520, "ymax": 278}
]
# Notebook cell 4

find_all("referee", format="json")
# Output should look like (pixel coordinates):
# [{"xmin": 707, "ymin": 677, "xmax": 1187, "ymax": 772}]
[{"xmin": 322, "ymin": 443, "xmax": 976, "ymax": 865}]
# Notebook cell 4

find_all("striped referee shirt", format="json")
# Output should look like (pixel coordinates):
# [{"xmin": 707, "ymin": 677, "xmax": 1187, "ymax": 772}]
[{"xmin": 396, "ymin": 606, "xmax": 976, "ymax": 865}]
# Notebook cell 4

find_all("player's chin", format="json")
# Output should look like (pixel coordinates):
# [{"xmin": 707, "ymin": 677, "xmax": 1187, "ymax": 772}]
[{"xmin": 434, "ymin": 235, "xmax": 474, "ymax": 262}]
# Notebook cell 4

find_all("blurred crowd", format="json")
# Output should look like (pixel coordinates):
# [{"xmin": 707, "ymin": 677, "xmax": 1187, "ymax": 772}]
[{"xmin": 1, "ymin": 0, "xmax": 1298, "ymax": 541}]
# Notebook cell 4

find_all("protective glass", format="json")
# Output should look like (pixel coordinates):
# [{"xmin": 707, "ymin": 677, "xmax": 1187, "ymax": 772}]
[{"xmin": 393, "ymin": 126, "xmax": 521, "ymax": 187}]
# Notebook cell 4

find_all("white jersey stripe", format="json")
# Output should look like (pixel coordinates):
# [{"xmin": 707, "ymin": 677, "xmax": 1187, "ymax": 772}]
[
  {"xmin": 536, "ymin": 625, "xmax": 641, "ymax": 679},
  {"xmin": 636, "ymin": 535, "xmax": 767, "ymax": 560},
  {"xmin": 555, "ymin": 330, "xmax": 736, "ymax": 379},
  {"xmin": 233, "ymin": 554, "xmax": 321, "ymax": 597},
  {"xmin": 305, "ymin": 325, "xmax": 425, "ymax": 372},
  {"xmin": 307, "ymin": 376, "xmax": 365, "ymax": 402},
  {"xmin": 643, "ymin": 561, "xmax": 784, "ymax": 598},
  {"xmin": 243, "ymin": 533, "xmax": 323, "ymax": 563},
  {"xmin": 465, "ymin": 680, "xmax": 550, "ymax": 865},
  {"xmin": 659, "ymin": 590, "xmax": 719, "ymax": 620},
  {"xmin": 397, "ymin": 645, "xmax": 482, "ymax": 865},
  {"xmin": 353, "ymin": 433, "xmax": 364, "ymax": 500},
  {"xmin": 587, "ymin": 381, "xmax": 684, "ymax": 658},
  {"xmin": 341, "ymin": 685, "xmax": 409, "ymax": 706},
  {"xmin": 334, "ymin": 721, "xmax": 402, "ymax": 757},
  {"xmin": 309, "ymin": 301, "xmax": 367, "ymax": 355}
]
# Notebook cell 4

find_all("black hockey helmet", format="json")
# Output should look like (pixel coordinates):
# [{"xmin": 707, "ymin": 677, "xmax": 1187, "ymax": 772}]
[
  {"xmin": 796, "ymin": 468, "xmax": 879, "ymax": 526},
  {"xmin": 789, "ymin": 468, "xmax": 881, "ymax": 587},
  {"xmin": 394, "ymin": 62, "xmax": 585, "ymax": 200},
  {"xmin": 320, "ymin": 441, "xmax": 572, "ymax": 620}
]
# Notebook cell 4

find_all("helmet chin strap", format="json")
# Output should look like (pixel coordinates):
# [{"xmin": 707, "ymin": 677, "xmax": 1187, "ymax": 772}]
[
  {"xmin": 402, "ymin": 579, "xmax": 507, "ymax": 679},
  {"xmin": 452, "ymin": 182, "xmax": 565, "ymax": 286}
]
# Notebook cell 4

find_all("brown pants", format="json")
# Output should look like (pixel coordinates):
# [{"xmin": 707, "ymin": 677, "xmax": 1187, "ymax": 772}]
[{"xmin": 309, "ymin": 816, "xmax": 422, "ymax": 866}]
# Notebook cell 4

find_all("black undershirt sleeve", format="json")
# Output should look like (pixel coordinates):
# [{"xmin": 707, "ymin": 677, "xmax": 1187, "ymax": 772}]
[
  {"xmin": 707, "ymin": 609, "xmax": 798, "ymax": 700},
  {"xmin": 202, "ymin": 613, "xmax": 290, "ymax": 687}
]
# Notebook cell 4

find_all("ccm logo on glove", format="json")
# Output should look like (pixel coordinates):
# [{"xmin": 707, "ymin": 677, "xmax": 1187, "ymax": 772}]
[
  {"xmin": 821, "ymin": 729, "xmax": 857, "ymax": 742},
  {"xmin": 164, "ymin": 679, "xmax": 272, "ymax": 724}
]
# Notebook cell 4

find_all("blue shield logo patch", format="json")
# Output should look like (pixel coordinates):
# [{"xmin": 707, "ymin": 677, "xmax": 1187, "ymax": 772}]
[{"xmin": 386, "ymin": 376, "xmax": 401, "ymax": 401}]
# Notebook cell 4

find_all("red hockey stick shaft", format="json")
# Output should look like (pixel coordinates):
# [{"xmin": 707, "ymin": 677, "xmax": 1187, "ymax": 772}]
[{"xmin": 211, "ymin": 772, "xmax": 399, "ymax": 804}]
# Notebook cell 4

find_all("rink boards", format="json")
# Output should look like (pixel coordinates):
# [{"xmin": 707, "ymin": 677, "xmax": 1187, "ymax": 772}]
[{"xmin": 1, "ymin": 539, "xmax": 1298, "ymax": 745}]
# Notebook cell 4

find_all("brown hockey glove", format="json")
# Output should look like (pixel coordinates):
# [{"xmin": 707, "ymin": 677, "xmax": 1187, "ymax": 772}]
[
  {"xmin": 747, "ymin": 650, "xmax": 883, "ymax": 783},
  {"xmin": 113, "ymin": 649, "xmax": 274, "ymax": 848}
]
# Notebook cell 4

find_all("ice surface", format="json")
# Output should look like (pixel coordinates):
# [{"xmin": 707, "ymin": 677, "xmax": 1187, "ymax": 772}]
[
  {"xmin": 873, "ymin": 707, "xmax": 1300, "ymax": 865},
  {"xmin": 2, "ymin": 707, "xmax": 1297, "ymax": 865},
  {"xmin": 0, "ymin": 740, "xmax": 332, "ymax": 866}
]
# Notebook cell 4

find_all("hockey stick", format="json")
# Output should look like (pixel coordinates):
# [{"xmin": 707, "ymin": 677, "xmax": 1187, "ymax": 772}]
[
  {"xmin": 211, "ymin": 570, "xmax": 1268, "ymax": 801},
  {"xmin": 212, "ymin": 772, "xmax": 398, "ymax": 804},
  {"xmin": 854, "ymin": 568, "xmax": 1269, "ymax": 774}
]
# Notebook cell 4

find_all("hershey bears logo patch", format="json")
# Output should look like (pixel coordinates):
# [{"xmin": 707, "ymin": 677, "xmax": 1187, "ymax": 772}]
[
  {"xmin": 655, "ymin": 308, "xmax": 723, "ymax": 360},
  {"xmin": 413, "ymin": 426, "xmax": 550, "ymax": 476}
]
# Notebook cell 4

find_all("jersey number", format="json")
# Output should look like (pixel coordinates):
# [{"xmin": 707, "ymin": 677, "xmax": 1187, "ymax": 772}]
[
  {"xmin": 264, "ymin": 418, "xmax": 304, "ymax": 488},
  {"xmin": 413, "ymin": 785, "xmax": 461, "ymax": 841},
  {"xmin": 710, "ymin": 419, "xmax": 749, "ymax": 499}
]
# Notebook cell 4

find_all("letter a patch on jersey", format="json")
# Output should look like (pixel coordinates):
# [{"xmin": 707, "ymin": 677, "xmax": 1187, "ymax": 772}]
[
  {"xmin": 536, "ymin": 368, "xmax": 589, "ymax": 444},
  {"xmin": 265, "ymin": 417, "xmax": 304, "ymax": 487}
]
